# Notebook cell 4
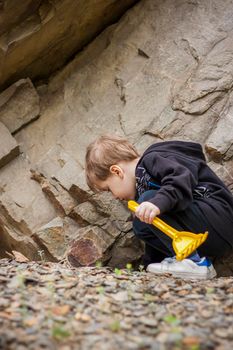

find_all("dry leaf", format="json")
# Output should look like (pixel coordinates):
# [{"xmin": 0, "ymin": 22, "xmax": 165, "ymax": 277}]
[
  {"xmin": 5, "ymin": 251, "xmax": 15, "ymax": 259},
  {"xmin": 24, "ymin": 317, "xmax": 38, "ymax": 327},
  {"xmin": 51, "ymin": 305, "xmax": 71, "ymax": 316},
  {"xmin": 183, "ymin": 336, "xmax": 201, "ymax": 346},
  {"xmin": 177, "ymin": 290, "xmax": 190, "ymax": 296},
  {"xmin": 12, "ymin": 250, "xmax": 29, "ymax": 263}
]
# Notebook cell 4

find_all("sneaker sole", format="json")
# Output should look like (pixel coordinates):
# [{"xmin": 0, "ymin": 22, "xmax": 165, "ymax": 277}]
[{"xmin": 146, "ymin": 267, "xmax": 217, "ymax": 280}]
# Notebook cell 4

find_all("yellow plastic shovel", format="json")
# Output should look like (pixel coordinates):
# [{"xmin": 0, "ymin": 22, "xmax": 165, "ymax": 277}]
[{"xmin": 128, "ymin": 200, "xmax": 208, "ymax": 261}]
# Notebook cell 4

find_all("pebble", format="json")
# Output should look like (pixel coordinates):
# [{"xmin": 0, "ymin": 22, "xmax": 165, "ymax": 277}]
[{"xmin": 0, "ymin": 259, "xmax": 232, "ymax": 349}]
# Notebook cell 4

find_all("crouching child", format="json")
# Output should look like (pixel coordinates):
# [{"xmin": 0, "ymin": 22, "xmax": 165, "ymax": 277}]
[{"xmin": 85, "ymin": 135, "xmax": 233, "ymax": 280}]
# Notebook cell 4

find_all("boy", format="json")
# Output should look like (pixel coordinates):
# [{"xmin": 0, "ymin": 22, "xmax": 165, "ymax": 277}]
[{"xmin": 85, "ymin": 135, "xmax": 233, "ymax": 279}]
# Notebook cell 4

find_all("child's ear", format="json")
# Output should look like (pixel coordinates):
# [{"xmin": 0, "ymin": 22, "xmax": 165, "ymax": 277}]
[{"xmin": 109, "ymin": 165, "xmax": 124, "ymax": 178}]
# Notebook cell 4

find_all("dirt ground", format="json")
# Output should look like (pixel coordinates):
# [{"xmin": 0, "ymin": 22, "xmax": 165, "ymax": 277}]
[{"xmin": 0, "ymin": 258, "xmax": 232, "ymax": 350}]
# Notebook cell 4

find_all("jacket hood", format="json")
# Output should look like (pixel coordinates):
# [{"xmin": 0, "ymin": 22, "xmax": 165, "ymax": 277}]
[{"xmin": 143, "ymin": 140, "xmax": 206, "ymax": 161}]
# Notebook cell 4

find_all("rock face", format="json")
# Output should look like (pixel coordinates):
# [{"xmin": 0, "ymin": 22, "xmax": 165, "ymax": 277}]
[
  {"xmin": 0, "ymin": 0, "xmax": 233, "ymax": 274},
  {"xmin": 0, "ymin": 0, "xmax": 138, "ymax": 90},
  {"xmin": 0, "ymin": 122, "xmax": 19, "ymax": 168},
  {"xmin": 0, "ymin": 78, "xmax": 40, "ymax": 133}
]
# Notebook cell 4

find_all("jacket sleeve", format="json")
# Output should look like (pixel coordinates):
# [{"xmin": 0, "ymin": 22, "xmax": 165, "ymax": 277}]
[{"xmin": 142, "ymin": 153, "xmax": 199, "ymax": 214}]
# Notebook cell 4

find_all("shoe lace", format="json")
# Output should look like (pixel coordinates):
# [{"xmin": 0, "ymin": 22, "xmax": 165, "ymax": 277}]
[{"xmin": 163, "ymin": 256, "xmax": 176, "ymax": 263}]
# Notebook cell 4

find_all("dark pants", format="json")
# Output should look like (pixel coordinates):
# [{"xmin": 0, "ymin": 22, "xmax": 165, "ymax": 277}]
[{"xmin": 133, "ymin": 190, "xmax": 232, "ymax": 266}]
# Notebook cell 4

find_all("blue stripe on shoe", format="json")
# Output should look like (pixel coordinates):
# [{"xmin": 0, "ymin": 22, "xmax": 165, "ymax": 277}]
[
  {"xmin": 196, "ymin": 257, "xmax": 211, "ymax": 267},
  {"xmin": 188, "ymin": 251, "xmax": 201, "ymax": 262}
]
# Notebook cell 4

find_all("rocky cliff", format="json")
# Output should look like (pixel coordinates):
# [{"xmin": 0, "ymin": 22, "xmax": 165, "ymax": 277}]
[{"xmin": 0, "ymin": 0, "xmax": 233, "ymax": 275}]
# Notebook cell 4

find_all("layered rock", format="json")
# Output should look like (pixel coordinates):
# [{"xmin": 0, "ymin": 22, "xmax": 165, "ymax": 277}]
[
  {"xmin": 0, "ymin": 78, "xmax": 40, "ymax": 132},
  {"xmin": 0, "ymin": 0, "xmax": 233, "ymax": 274},
  {"xmin": 0, "ymin": 122, "xmax": 19, "ymax": 168},
  {"xmin": 0, "ymin": 0, "xmax": 138, "ymax": 90}
]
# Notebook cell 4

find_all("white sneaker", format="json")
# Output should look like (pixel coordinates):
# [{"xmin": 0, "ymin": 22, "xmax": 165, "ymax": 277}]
[{"xmin": 146, "ymin": 257, "xmax": 217, "ymax": 280}]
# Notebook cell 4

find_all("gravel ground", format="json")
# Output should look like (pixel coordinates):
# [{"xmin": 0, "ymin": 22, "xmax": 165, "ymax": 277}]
[{"xmin": 0, "ymin": 258, "xmax": 232, "ymax": 350}]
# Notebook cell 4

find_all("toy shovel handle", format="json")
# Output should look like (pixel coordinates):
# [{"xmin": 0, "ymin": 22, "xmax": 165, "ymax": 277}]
[{"xmin": 128, "ymin": 200, "xmax": 178, "ymax": 240}]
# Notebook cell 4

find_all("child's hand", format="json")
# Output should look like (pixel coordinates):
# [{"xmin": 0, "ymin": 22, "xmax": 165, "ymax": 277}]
[{"xmin": 135, "ymin": 201, "xmax": 160, "ymax": 224}]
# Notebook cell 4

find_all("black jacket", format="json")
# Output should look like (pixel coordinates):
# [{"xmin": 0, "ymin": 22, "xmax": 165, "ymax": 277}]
[{"xmin": 135, "ymin": 141, "xmax": 233, "ymax": 246}]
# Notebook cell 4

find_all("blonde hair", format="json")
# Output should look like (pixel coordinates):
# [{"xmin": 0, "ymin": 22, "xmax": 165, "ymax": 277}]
[{"xmin": 85, "ymin": 135, "xmax": 140, "ymax": 192}]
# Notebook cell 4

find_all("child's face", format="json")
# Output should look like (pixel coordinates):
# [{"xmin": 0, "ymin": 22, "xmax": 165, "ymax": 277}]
[{"xmin": 96, "ymin": 162, "xmax": 137, "ymax": 201}]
